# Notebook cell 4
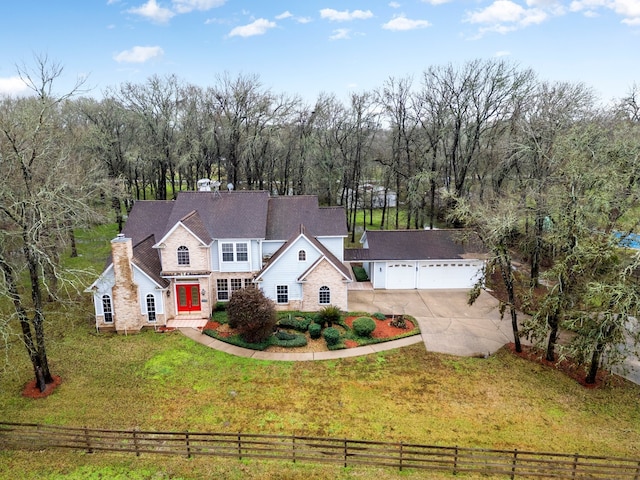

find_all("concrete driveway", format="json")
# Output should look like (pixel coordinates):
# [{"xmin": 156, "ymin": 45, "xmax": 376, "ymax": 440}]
[{"xmin": 349, "ymin": 289, "xmax": 524, "ymax": 357}]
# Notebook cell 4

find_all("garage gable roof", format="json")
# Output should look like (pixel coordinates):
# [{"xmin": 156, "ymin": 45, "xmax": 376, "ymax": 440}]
[{"xmin": 361, "ymin": 229, "xmax": 485, "ymax": 261}]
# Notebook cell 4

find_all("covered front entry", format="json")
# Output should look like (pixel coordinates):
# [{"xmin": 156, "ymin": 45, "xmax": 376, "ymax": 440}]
[{"xmin": 176, "ymin": 284, "xmax": 201, "ymax": 313}]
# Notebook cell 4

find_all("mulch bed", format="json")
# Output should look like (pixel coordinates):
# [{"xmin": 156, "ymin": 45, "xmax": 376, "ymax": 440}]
[
  {"xmin": 22, "ymin": 375, "xmax": 62, "ymax": 399},
  {"xmin": 343, "ymin": 315, "xmax": 416, "ymax": 340}
]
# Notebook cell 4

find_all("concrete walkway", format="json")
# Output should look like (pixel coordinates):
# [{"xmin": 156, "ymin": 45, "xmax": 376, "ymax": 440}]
[{"xmin": 178, "ymin": 289, "xmax": 523, "ymax": 361}]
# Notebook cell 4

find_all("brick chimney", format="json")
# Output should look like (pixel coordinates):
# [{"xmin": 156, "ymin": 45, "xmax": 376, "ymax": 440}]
[{"xmin": 110, "ymin": 234, "xmax": 141, "ymax": 333}]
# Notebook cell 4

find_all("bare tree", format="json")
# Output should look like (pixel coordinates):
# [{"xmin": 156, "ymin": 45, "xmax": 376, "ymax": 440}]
[{"xmin": 0, "ymin": 56, "xmax": 100, "ymax": 392}]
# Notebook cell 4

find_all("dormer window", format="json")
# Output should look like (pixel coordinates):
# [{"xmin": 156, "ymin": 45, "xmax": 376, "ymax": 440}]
[
  {"xmin": 298, "ymin": 250, "xmax": 306, "ymax": 262},
  {"xmin": 177, "ymin": 246, "xmax": 190, "ymax": 265}
]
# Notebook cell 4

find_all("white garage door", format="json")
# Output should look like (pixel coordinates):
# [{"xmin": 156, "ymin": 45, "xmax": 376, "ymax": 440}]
[
  {"xmin": 386, "ymin": 263, "xmax": 416, "ymax": 289},
  {"xmin": 417, "ymin": 261, "xmax": 482, "ymax": 289}
]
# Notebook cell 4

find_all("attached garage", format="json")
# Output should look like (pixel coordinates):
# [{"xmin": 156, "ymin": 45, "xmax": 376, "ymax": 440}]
[{"xmin": 346, "ymin": 229, "xmax": 486, "ymax": 291}]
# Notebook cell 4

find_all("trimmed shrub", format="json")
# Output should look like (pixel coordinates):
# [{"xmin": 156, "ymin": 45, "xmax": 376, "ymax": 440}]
[
  {"xmin": 323, "ymin": 327, "xmax": 340, "ymax": 346},
  {"xmin": 372, "ymin": 312, "xmax": 386, "ymax": 321},
  {"xmin": 308, "ymin": 323, "xmax": 322, "ymax": 339},
  {"xmin": 272, "ymin": 331, "xmax": 308, "ymax": 348},
  {"xmin": 317, "ymin": 305, "xmax": 342, "ymax": 327},
  {"xmin": 227, "ymin": 288, "xmax": 277, "ymax": 343},
  {"xmin": 215, "ymin": 302, "xmax": 227, "ymax": 312},
  {"xmin": 352, "ymin": 265, "xmax": 369, "ymax": 282},
  {"xmin": 353, "ymin": 317, "xmax": 376, "ymax": 337},
  {"xmin": 278, "ymin": 315, "xmax": 311, "ymax": 332}
]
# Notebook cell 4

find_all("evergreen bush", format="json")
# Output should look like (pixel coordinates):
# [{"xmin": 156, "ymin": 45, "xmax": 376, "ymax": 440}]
[
  {"xmin": 353, "ymin": 317, "xmax": 376, "ymax": 337},
  {"xmin": 323, "ymin": 327, "xmax": 340, "ymax": 346},
  {"xmin": 372, "ymin": 312, "xmax": 386, "ymax": 321},
  {"xmin": 308, "ymin": 323, "xmax": 322, "ymax": 339}
]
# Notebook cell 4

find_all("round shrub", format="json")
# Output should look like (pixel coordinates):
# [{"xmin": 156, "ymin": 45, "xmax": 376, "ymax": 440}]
[
  {"xmin": 353, "ymin": 317, "xmax": 376, "ymax": 338},
  {"xmin": 308, "ymin": 323, "xmax": 322, "ymax": 339},
  {"xmin": 372, "ymin": 312, "xmax": 386, "ymax": 321},
  {"xmin": 323, "ymin": 327, "xmax": 340, "ymax": 347}
]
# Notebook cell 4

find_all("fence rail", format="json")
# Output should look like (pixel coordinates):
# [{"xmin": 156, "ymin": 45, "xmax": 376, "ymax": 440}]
[{"xmin": 1, "ymin": 422, "xmax": 639, "ymax": 479}]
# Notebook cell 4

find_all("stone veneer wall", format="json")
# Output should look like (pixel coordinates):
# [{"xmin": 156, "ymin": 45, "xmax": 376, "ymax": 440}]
[
  {"xmin": 110, "ymin": 236, "xmax": 145, "ymax": 333},
  {"xmin": 301, "ymin": 259, "xmax": 348, "ymax": 312}
]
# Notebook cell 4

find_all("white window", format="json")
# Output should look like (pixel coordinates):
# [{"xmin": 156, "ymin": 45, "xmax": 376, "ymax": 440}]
[
  {"xmin": 298, "ymin": 250, "xmax": 306, "ymax": 261},
  {"xmin": 236, "ymin": 243, "xmax": 248, "ymax": 262},
  {"xmin": 230, "ymin": 278, "xmax": 243, "ymax": 293},
  {"xmin": 146, "ymin": 294, "xmax": 156, "ymax": 323},
  {"xmin": 276, "ymin": 285, "xmax": 288, "ymax": 304},
  {"xmin": 319, "ymin": 286, "xmax": 330, "ymax": 305},
  {"xmin": 177, "ymin": 246, "xmax": 190, "ymax": 265},
  {"xmin": 217, "ymin": 279, "xmax": 229, "ymax": 301},
  {"xmin": 221, "ymin": 242, "xmax": 249, "ymax": 262},
  {"xmin": 221, "ymin": 243, "xmax": 234, "ymax": 262},
  {"xmin": 102, "ymin": 295, "xmax": 113, "ymax": 323}
]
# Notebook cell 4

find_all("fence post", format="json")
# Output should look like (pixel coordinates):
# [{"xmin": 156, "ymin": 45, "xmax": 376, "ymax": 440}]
[
  {"xmin": 399, "ymin": 442, "xmax": 404, "ymax": 472},
  {"xmin": 453, "ymin": 446, "xmax": 459, "ymax": 475},
  {"xmin": 133, "ymin": 428, "xmax": 140, "ymax": 457},
  {"xmin": 237, "ymin": 433, "xmax": 242, "ymax": 460},
  {"xmin": 572, "ymin": 453, "xmax": 579, "ymax": 479},
  {"xmin": 511, "ymin": 449, "xmax": 518, "ymax": 480},
  {"xmin": 344, "ymin": 439, "xmax": 348, "ymax": 468},
  {"xmin": 292, "ymin": 436, "xmax": 296, "ymax": 464},
  {"xmin": 185, "ymin": 431, "xmax": 191, "ymax": 459},
  {"xmin": 84, "ymin": 426, "xmax": 93, "ymax": 454},
  {"xmin": 635, "ymin": 461, "xmax": 640, "ymax": 480}
]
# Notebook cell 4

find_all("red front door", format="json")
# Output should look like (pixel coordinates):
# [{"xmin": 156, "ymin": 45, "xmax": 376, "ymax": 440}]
[{"xmin": 176, "ymin": 284, "xmax": 201, "ymax": 313}]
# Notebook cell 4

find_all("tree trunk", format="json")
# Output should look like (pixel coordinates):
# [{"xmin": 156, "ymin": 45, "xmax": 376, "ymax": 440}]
[
  {"xmin": 586, "ymin": 341, "xmax": 604, "ymax": 385},
  {"xmin": 545, "ymin": 313, "xmax": 559, "ymax": 362}
]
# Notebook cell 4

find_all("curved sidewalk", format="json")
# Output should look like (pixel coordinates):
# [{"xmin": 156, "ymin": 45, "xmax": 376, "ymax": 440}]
[{"xmin": 178, "ymin": 327, "xmax": 423, "ymax": 362}]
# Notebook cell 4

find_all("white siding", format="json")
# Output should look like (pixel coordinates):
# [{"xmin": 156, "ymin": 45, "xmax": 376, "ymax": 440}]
[
  {"xmin": 316, "ymin": 236, "xmax": 344, "ymax": 261},
  {"xmin": 92, "ymin": 267, "xmax": 115, "ymax": 315},
  {"xmin": 210, "ymin": 240, "xmax": 219, "ymax": 271},
  {"xmin": 133, "ymin": 265, "xmax": 165, "ymax": 314},
  {"xmin": 262, "ymin": 240, "xmax": 284, "ymax": 258},
  {"xmin": 259, "ymin": 236, "xmax": 320, "ymax": 303}
]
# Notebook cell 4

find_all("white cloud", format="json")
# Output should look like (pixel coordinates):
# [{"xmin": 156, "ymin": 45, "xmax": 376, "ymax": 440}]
[
  {"xmin": 382, "ymin": 14, "xmax": 432, "ymax": 30},
  {"xmin": 228, "ymin": 18, "xmax": 276, "ymax": 37},
  {"xmin": 128, "ymin": 0, "xmax": 175, "ymax": 23},
  {"xmin": 114, "ymin": 46, "xmax": 164, "ymax": 63},
  {"xmin": 571, "ymin": 0, "xmax": 640, "ymax": 22},
  {"xmin": 495, "ymin": 50, "xmax": 511, "ymax": 57},
  {"xmin": 389, "ymin": 1, "xmax": 401, "ymax": 7},
  {"xmin": 172, "ymin": 0, "xmax": 225, "ymax": 13},
  {"xmin": 276, "ymin": 11, "xmax": 293, "ymax": 20},
  {"xmin": 465, "ymin": 0, "xmax": 548, "ymax": 34},
  {"xmin": 0, "ymin": 76, "xmax": 29, "ymax": 96},
  {"xmin": 422, "ymin": 0, "xmax": 452, "ymax": 4},
  {"xmin": 296, "ymin": 16, "xmax": 313, "ymax": 23},
  {"xmin": 320, "ymin": 8, "xmax": 374, "ymax": 21},
  {"xmin": 330, "ymin": 28, "xmax": 352, "ymax": 39}
]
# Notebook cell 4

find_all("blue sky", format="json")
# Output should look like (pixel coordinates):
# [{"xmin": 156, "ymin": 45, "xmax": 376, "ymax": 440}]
[{"xmin": 1, "ymin": 0, "xmax": 639, "ymax": 105}]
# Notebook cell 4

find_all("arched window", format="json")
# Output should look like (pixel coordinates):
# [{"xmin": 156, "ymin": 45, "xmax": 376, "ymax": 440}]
[
  {"xmin": 102, "ymin": 295, "xmax": 113, "ymax": 323},
  {"xmin": 298, "ymin": 250, "xmax": 306, "ymax": 261},
  {"xmin": 146, "ymin": 294, "xmax": 156, "ymax": 323},
  {"xmin": 319, "ymin": 286, "xmax": 330, "ymax": 305},
  {"xmin": 177, "ymin": 245, "xmax": 190, "ymax": 265}
]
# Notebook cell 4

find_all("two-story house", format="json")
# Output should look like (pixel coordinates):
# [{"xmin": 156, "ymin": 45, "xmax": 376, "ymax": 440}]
[{"xmin": 87, "ymin": 190, "xmax": 352, "ymax": 333}]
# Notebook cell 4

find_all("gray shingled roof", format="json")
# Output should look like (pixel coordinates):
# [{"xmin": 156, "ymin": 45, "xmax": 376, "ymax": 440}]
[
  {"xmin": 131, "ymin": 235, "xmax": 170, "ymax": 288},
  {"xmin": 166, "ymin": 191, "xmax": 270, "ymax": 240},
  {"xmin": 266, "ymin": 196, "xmax": 348, "ymax": 240},
  {"xmin": 180, "ymin": 210, "xmax": 213, "ymax": 245},
  {"xmin": 361, "ymin": 229, "xmax": 485, "ymax": 261}
]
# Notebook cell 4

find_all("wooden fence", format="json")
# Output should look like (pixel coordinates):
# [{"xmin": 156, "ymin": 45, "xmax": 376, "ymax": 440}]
[{"xmin": 1, "ymin": 422, "xmax": 639, "ymax": 479}]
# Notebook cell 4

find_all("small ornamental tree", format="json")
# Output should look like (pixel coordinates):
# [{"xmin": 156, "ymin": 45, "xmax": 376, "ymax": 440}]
[{"xmin": 227, "ymin": 288, "xmax": 277, "ymax": 343}]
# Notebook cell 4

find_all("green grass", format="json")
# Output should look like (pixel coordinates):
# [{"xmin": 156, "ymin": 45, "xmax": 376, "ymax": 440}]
[{"xmin": 1, "ymin": 223, "xmax": 640, "ymax": 479}]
